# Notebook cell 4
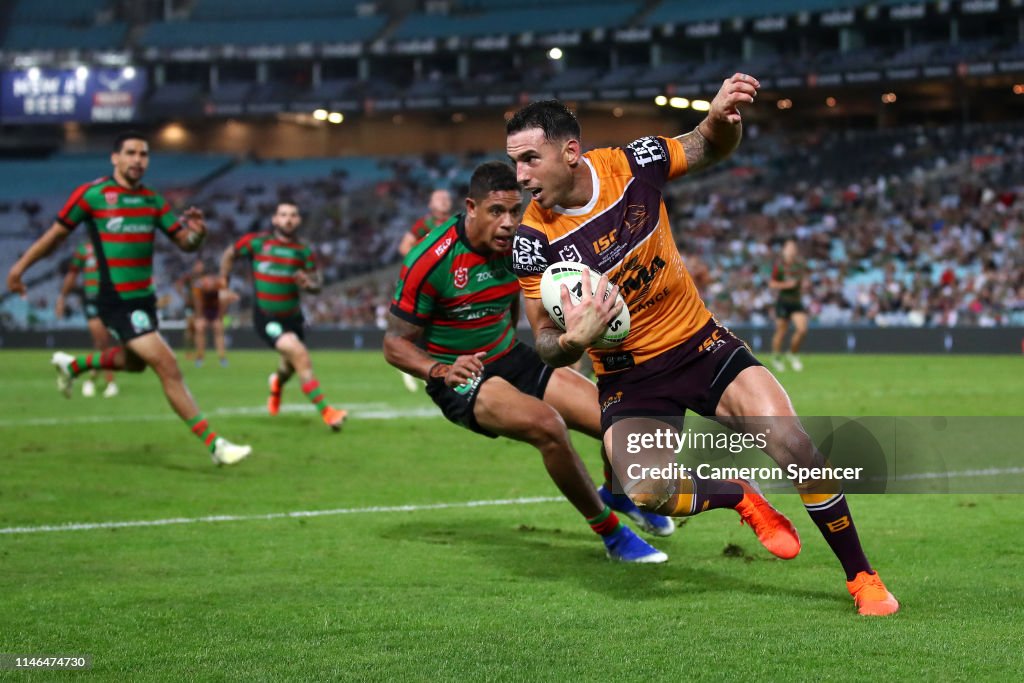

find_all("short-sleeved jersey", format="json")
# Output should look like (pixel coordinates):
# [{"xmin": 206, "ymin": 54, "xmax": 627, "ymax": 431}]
[
  {"xmin": 194, "ymin": 276, "xmax": 221, "ymax": 312},
  {"xmin": 512, "ymin": 136, "xmax": 711, "ymax": 376},
  {"xmin": 771, "ymin": 259, "xmax": 806, "ymax": 304},
  {"xmin": 69, "ymin": 241, "xmax": 100, "ymax": 300},
  {"xmin": 233, "ymin": 231, "xmax": 316, "ymax": 317},
  {"xmin": 391, "ymin": 215, "xmax": 520, "ymax": 364},
  {"xmin": 57, "ymin": 177, "xmax": 182, "ymax": 303},
  {"xmin": 408, "ymin": 215, "xmax": 447, "ymax": 244}
]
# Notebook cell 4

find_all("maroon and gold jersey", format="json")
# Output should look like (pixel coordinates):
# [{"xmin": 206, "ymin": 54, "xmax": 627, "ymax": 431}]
[{"xmin": 512, "ymin": 136, "xmax": 711, "ymax": 375}]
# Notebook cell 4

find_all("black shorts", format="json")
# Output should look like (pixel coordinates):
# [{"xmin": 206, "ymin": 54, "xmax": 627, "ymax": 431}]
[
  {"xmin": 98, "ymin": 297, "xmax": 159, "ymax": 343},
  {"xmin": 426, "ymin": 343, "xmax": 555, "ymax": 438},
  {"xmin": 775, "ymin": 299, "xmax": 806, "ymax": 319},
  {"xmin": 84, "ymin": 298, "xmax": 99, "ymax": 320},
  {"xmin": 596, "ymin": 318, "xmax": 762, "ymax": 432},
  {"xmin": 201, "ymin": 306, "xmax": 221, "ymax": 323},
  {"xmin": 254, "ymin": 307, "xmax": 304, "ymax": 349}
]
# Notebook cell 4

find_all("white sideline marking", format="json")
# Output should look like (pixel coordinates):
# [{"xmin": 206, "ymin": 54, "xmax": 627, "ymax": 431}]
[
  {"xmin": 0, "ymin": 403, "xmax": 442, "ymax": 428},
  {"xmin": 755, "ymin": 465, "xmax": 1024, "ymax": 490},
  {"xmin": 0, "ymin": 496, "xmax": 565, "ymax": 536}
]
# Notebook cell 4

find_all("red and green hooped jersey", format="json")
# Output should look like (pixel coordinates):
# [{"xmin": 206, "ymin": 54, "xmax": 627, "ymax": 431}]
[
  {"xmin": 409, "ymin": 215, "xmax": 447, "ymax": 244},
  {"xmin": 390, "ymin": 215, "xmax": 520, "ymax": 364},
  {"xmin": 57, "ymin": 177, "xmax": 182, "ymax": 303},
  {"xmin": 70, "ymin": 241, "xmax": 100, "ymax": 300},
  {"xmin": 233, "ymin": 231, "xmax": 315, "ymax": 317},
  {"xmin": 771, "ymin": 259, "xmax": 806, "ymax": 304}
]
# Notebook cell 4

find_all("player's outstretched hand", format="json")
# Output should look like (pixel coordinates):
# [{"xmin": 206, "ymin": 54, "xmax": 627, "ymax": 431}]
[
  {"xmin": 294, "ymin": 270, "xmax": 312, "ymax": 289},
  {"xmin": 445, "ymin": 351, "xmax": 486, "ymax": 388},
  {"xmin": 561, "ymin": 268, "xmax": 622, "ymax": 349},
  {"xmin": 6, "ymin": 267, "xmax": 26, "ymax": 297},
  {"xmin": 711, "ymin": 73, "xmax": 760, "ymax": 125}
]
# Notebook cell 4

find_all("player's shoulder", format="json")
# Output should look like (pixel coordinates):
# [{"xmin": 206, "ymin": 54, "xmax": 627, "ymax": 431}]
[
  {"xmin": 404, "ymin": 220, "xmax": 459, "ymax": 267},
  {"xmin": 73, "ymin": 176, "xmax": 114, "ymax": 199}
]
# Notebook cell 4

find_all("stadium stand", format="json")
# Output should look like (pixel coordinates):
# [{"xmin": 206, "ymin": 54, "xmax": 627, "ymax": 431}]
[
  {"xmin": 2, "ymin": 0, "xmax": 125, "ymax": 51},
  {"xmin": 392, "ymin": 3, "xmax": 643, "ymax": 40}
]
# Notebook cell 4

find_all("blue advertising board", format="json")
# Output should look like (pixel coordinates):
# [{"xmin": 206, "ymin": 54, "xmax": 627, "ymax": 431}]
[{"xmin": 1, "ymin": 67, "xmax": 147, "ymax": 123}]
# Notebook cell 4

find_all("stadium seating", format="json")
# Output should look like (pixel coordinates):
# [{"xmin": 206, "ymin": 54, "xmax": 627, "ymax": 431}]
[
  {"xmin": 191, "ymin": 0, "xmax": 368, "ymax": 21},
  {"xmin": 392, "ymin": 3, "xmax": 642, "ymax": 41},
  {"xmin": 644, "ymin": 0, "xmax": 867, "ymax": 25},
  {"xmin": 2, "ymin": 0, "xmax": 124, "ymax": 51},
  {"xmin": 139, "ymin": 15, "xmax": 387, "ymax": 48}
]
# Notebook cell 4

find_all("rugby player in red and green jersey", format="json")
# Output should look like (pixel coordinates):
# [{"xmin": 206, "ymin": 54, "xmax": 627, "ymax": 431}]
[
  {"xmin": 55, "ymin": 241, "xmax": 118, "ymax": 398},
  {"xmin": 384, "ymin": 161, "xmax": 674, "ymax": 563},
  {"xmin": 219, "ymin": 201, "xmax": 347, "ymax": 431},
  {"xmin": 6, "ymin": 131, "xmax": 251, "ymax": 466}
]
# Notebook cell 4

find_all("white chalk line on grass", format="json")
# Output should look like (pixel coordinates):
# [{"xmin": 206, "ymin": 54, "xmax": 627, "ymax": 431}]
[
  {"xmin": 0, "ymin": 496, "xmax": 565, "ymax": 536},
  {"xmin": 4, "ymin": 466, "xmax": 1023, "ymax": 537},
  {"xmin": 0, "ymin": 402, "xmax": 443, "ymax": 428}
]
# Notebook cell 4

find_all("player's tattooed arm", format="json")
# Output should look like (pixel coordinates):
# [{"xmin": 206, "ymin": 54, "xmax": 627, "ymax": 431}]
[
  {"xmin": 383, "ymin": 313, "xmax": 437, "ymax": 380},
  {"xmin": 524, "ymin": 298, "xmax": 585, "ymax": 368}
]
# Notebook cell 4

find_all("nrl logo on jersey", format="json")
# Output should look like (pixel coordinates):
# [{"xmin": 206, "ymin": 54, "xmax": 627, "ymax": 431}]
[
  {"xmin": 104, "ymin": 191, "xmax": 119, "ymax": 206},
  {"xmin": 453, "ymin": 266, "xmax": 469, "ymax": 289},
  {"xmin": 558, "ymin": 243, "xmax": 582, "ymax": 262}
]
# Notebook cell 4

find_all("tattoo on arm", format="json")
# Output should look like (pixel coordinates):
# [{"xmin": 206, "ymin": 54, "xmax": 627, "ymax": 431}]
[
  {"xmin": 535, "ymin": 326, "xmax": 584, "ymax": 368},
  {"xmin": 383, "ymin": 313, "xmax": 437, "ymax": 379},
  {"xmin": 678, "ymin": 127, "xmax": 717, "ymax": 175},
  {"xmin": 678, "ymin": 119, "xmax": 742, "ymax": 175}
]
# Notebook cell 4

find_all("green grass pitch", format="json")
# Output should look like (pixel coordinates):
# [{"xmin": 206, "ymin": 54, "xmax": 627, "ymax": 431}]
[{"xmin": 1, "ymin": 350, "xmax": 1023, "ymax": 680}]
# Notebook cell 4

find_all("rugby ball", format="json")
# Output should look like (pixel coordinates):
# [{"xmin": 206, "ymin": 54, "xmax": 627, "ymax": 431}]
[{"xmin": 539, "ymin": 261, "xmax": 630, "ymax": 349}]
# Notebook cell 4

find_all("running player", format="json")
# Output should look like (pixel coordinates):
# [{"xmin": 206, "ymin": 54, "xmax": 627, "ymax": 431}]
[
  {"xmin": 55, "ymin": 240, "xmax": 118, "ymax": 397},
  {"xmin": 176, "ymin": 260, "xmax": 205, "ymax": 361},
  {"xmin": 219, "ymin": 200, "xmax": 347, "ymax": 431},
  {"xmin": 397, "ymin": 188, "xmax": 453, "ymax": 257},
  {"xmin": 6, "ymin": 131, "xmax": 251, "ymax": 465},
  {"xmin": 384, "ymin": 161, "xmax": 673, "ymax": 563},
  {"xmin": 396, "ymin": 189, "xmax": 454, "ymax": 392},
  {"xmin": 192, "ymin": 268, "xmax": 228, "ymax": 368},
  {"xmin": 770, "ymin": 238, "xmax": 808, "ymax": 372},
  {"xmin": 507, "ymin": 80, "xmax": 898, "ymax": 614}
]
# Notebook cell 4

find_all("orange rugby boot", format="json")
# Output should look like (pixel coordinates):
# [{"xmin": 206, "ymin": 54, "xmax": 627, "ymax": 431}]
[
  {"xmin": 732, "ymin": 480, "xmax": 802, "ymax": 559},
  {"xmin": 846, "ymin": 571, "xmax": 900, "ymax": 616}
]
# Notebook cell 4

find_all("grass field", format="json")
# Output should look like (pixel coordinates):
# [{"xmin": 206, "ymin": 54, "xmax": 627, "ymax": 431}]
[{"xmin": 2, "ymin": 350, "xmax": 1023, "ymax": 680}]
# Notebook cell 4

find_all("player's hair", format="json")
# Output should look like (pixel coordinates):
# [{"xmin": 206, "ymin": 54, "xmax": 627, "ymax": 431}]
[
  {"xmin": 276, "ymin": 199, "xmax": 300, "ymax": 212},
  {"xmin": 113, "ymin": 131, "xmax": 148, "ymax": 152},
  {"xmin": 468, "ymin": 161, "xmax": 519, "ymax": 200},
  {"xmin": 506, "ymin": 100, "xmax": 581, "ymax": 143}
]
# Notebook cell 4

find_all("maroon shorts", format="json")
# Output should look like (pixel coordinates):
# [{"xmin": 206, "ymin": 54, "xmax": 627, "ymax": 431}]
[{"xmin": 596, "ymin": 318, "xmax": 762, "ymax": 433}]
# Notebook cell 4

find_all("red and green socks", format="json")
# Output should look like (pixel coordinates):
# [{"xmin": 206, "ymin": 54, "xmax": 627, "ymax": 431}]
[
  {"xmin": 187, "ymin": 413, "xmax": 219, "ymax": 453},
  {"xmin": 586, "ymin": 506, "xmax": 623, "ymax": 537},
  {"xmin": 69, "ymin": 348, "xmax": 121, "ymax": 377},
  {"xmin": 301, "ymin": 379, "xmax": 330, "ymax": 416}
]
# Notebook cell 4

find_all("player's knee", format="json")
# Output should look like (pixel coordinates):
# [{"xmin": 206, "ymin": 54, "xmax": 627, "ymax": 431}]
[
  {"xmin": 527, "ymin": 409, "xmax": 569, "ymax": 449},
  {"xmin": 627, "ymin": 489, "xmax": 672, "ymax": 512}
]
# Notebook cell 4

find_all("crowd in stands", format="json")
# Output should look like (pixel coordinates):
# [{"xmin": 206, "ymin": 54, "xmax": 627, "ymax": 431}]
[
  {"xmin": 2, "ymin": 122, "xmax": 1022, "ymax": 330},
  {"xmin": 671, "ymin": 122, "xmax": 1024, "ymax": 327}
]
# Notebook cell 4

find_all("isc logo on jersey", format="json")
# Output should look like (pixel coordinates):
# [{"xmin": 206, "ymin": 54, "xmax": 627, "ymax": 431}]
[{"xmin": 539, "ymin": 261, "xmax": 630, "ymax": 349}]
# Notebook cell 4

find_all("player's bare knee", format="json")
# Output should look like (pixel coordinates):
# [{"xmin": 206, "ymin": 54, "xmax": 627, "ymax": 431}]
[
  {"xmin": 527, "ymin": 409, "xmax": 569, "ymax": 450},
  {"xmin": 627, "ymin": 489, "xmax": 671, "ymax": 512}
]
